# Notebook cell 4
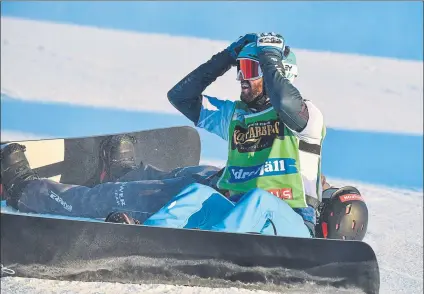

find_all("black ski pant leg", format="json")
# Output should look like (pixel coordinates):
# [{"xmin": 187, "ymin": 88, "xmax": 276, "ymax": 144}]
[{"xmin": 16, "ymin": 176, "xmax": 198, "ymax": 222}]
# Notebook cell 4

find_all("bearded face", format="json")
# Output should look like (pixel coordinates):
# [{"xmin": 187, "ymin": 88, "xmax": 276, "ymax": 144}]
[{"xmin": 240, "ymin": 78, "xmax": 264, "ymax": 104}]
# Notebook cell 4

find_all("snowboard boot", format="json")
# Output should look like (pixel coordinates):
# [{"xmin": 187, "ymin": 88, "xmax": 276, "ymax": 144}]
[
  {"xmin": 99, "ymin": 134, "xmax": 139, "ymax": 183},
  {"xmin": 105, "ymin": 211, "xmax": 140, "ymax": 225},
  {"xmin": 0, "ymin": 143, "xmax": 39, "ymax": 208}
]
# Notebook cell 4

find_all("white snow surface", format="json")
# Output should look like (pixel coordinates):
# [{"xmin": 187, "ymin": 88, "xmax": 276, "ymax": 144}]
[
  {"xmin": 0, "ymin": 277, "xmax": 364, "ymax": 294},
  {"xmin": 1, "ymin": 17, "xmax": 423, "ymax": 294},
  {"xmin": 1, "ymin": 17, "xmax": 423, "ymax": 134},
  {"xmin": 1, "ymin": 130, "xmax": 52, "ymax": 142}
]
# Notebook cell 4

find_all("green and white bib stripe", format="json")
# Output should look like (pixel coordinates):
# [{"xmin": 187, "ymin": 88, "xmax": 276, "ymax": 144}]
[{"xmin": 197, "ymin": 96, "xmax": 326, "ymax": 208}]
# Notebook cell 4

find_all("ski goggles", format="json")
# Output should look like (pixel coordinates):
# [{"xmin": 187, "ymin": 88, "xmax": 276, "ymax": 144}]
[{"xmin": 236, "ymin": 58, "xmax": 263, "ymax": 81}]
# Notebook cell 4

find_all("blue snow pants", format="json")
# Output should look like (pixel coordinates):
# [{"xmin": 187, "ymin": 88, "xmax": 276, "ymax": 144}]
[{"xmin": 143, "ymin": 183, "xmax": 312, "ymax": 238}]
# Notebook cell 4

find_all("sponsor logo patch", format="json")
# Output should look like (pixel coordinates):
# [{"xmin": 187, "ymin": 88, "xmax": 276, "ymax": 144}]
[
  {"xmin": 267, "ymin": 188, "xmax": 293, "ymax": 200},
  {"xmin": 114, "ymin": 184, "xmax": 127, "ymax": 207},
  {"xmin": 232, "ymin": 119, "xmax": 284, "ymax": 153},
  {"xmin": 228, "ymin": 158, "xmax": 297, "ymax": 183},
  {"xmin": 49, "ymin": 191, "xmax": 72, "ymax": 212},
  {"xmin": 339, "ymin": 194, "xmax": 364, "ymax": 203}
]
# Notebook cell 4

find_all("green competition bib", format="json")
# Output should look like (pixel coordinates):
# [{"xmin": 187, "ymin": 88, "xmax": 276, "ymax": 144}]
[{"xmin": 217, "ymin": 102, "xmax": 310, "ymax": 208}]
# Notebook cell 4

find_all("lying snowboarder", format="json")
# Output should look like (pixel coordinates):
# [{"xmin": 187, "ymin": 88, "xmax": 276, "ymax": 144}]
[
  {"xmin": 0, "ymin": 32, "xmax": 368, "ymax": 240},
  {"xmin": 1, "ymin": 135, "xmax": 221, "ymax": 224}
]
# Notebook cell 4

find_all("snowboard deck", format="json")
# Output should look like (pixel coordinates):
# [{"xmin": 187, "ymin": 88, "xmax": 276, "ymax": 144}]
[
  {"xmin": 0, "ymin": 126, "xmax": 201, "ymax": 187},
  {"xmin": 0, "ymin": 212, "xmax": 380, "ymax": 294},
  {"xmin": 0, "ymin": 126, "xmax": 380, "ymax": 292}
]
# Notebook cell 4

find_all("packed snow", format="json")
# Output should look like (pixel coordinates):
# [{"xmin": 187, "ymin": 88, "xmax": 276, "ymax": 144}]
[
  {"xmin": 1, "ymin": 17, "xmax": 423, "ymax": 134},
  {"xmin": 1, "ymin": 17, "xmax": 423, "ymax": 294}
]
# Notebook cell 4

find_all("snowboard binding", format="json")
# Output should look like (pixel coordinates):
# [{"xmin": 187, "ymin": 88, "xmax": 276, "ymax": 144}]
[
  {"xmin": 99, "ymin": 134, "xmax": 139, "ymax": 183},
  {"xmin": 105, "ymin": 211, "xmax": 141, "ymax": 225},
  {"xmin": 0, "ymin": 143, "xmax": 40, "ymax": 207}
]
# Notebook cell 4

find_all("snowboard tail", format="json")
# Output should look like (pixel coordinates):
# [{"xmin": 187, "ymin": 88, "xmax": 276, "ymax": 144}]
[{"xmin": 1, "ymin": 212, "xmax": 380, "ymax": 293}]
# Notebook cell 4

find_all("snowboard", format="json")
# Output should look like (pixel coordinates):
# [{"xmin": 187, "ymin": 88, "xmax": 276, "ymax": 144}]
[
  {"xmin": 0, "ymin": 126, "xmax": 201, "ymax": 187},
  {"xmin": 0, "ymin": 126, "xmax": 380, "ymax": 293},
  {"xmin": 0, "ymin": 212, "xmax": 380, "ymax": 293}
]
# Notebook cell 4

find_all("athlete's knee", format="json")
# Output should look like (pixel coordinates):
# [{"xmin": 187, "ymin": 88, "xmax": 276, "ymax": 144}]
[
  {"xmin": 184, "ymin": 182, "xmax": 216, "ymax": 193},
  {"xmin": 235, "ymin": 188, "xmax": 278, "ymax": 207},
  {"xmin": 176, "ymin": 182, "xmax": 221, "ymax": 200}
]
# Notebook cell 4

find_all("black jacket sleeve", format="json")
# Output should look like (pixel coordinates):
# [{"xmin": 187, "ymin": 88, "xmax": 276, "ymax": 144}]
[
  {"xmin": 167, "ymin": 49, "xmax": 234, "ymax": 124},
  {"xmin": 258, "ymin": 48, "xmax": 309, "ymax": 132}
]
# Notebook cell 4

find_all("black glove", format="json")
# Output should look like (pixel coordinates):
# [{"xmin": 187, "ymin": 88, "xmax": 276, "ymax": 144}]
[{"xmin": 226, "ymin": 33, "xmax": 258, "ymax": 64}]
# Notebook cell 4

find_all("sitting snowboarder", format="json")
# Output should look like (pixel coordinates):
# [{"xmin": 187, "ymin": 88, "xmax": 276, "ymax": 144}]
[
  {"xmin": 143, "ymin": 32, "xmax": 368, "ymax": 240},
  {"xmin": 0, "ymin": 32, "xmax": 368, "ymax": 241}
]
